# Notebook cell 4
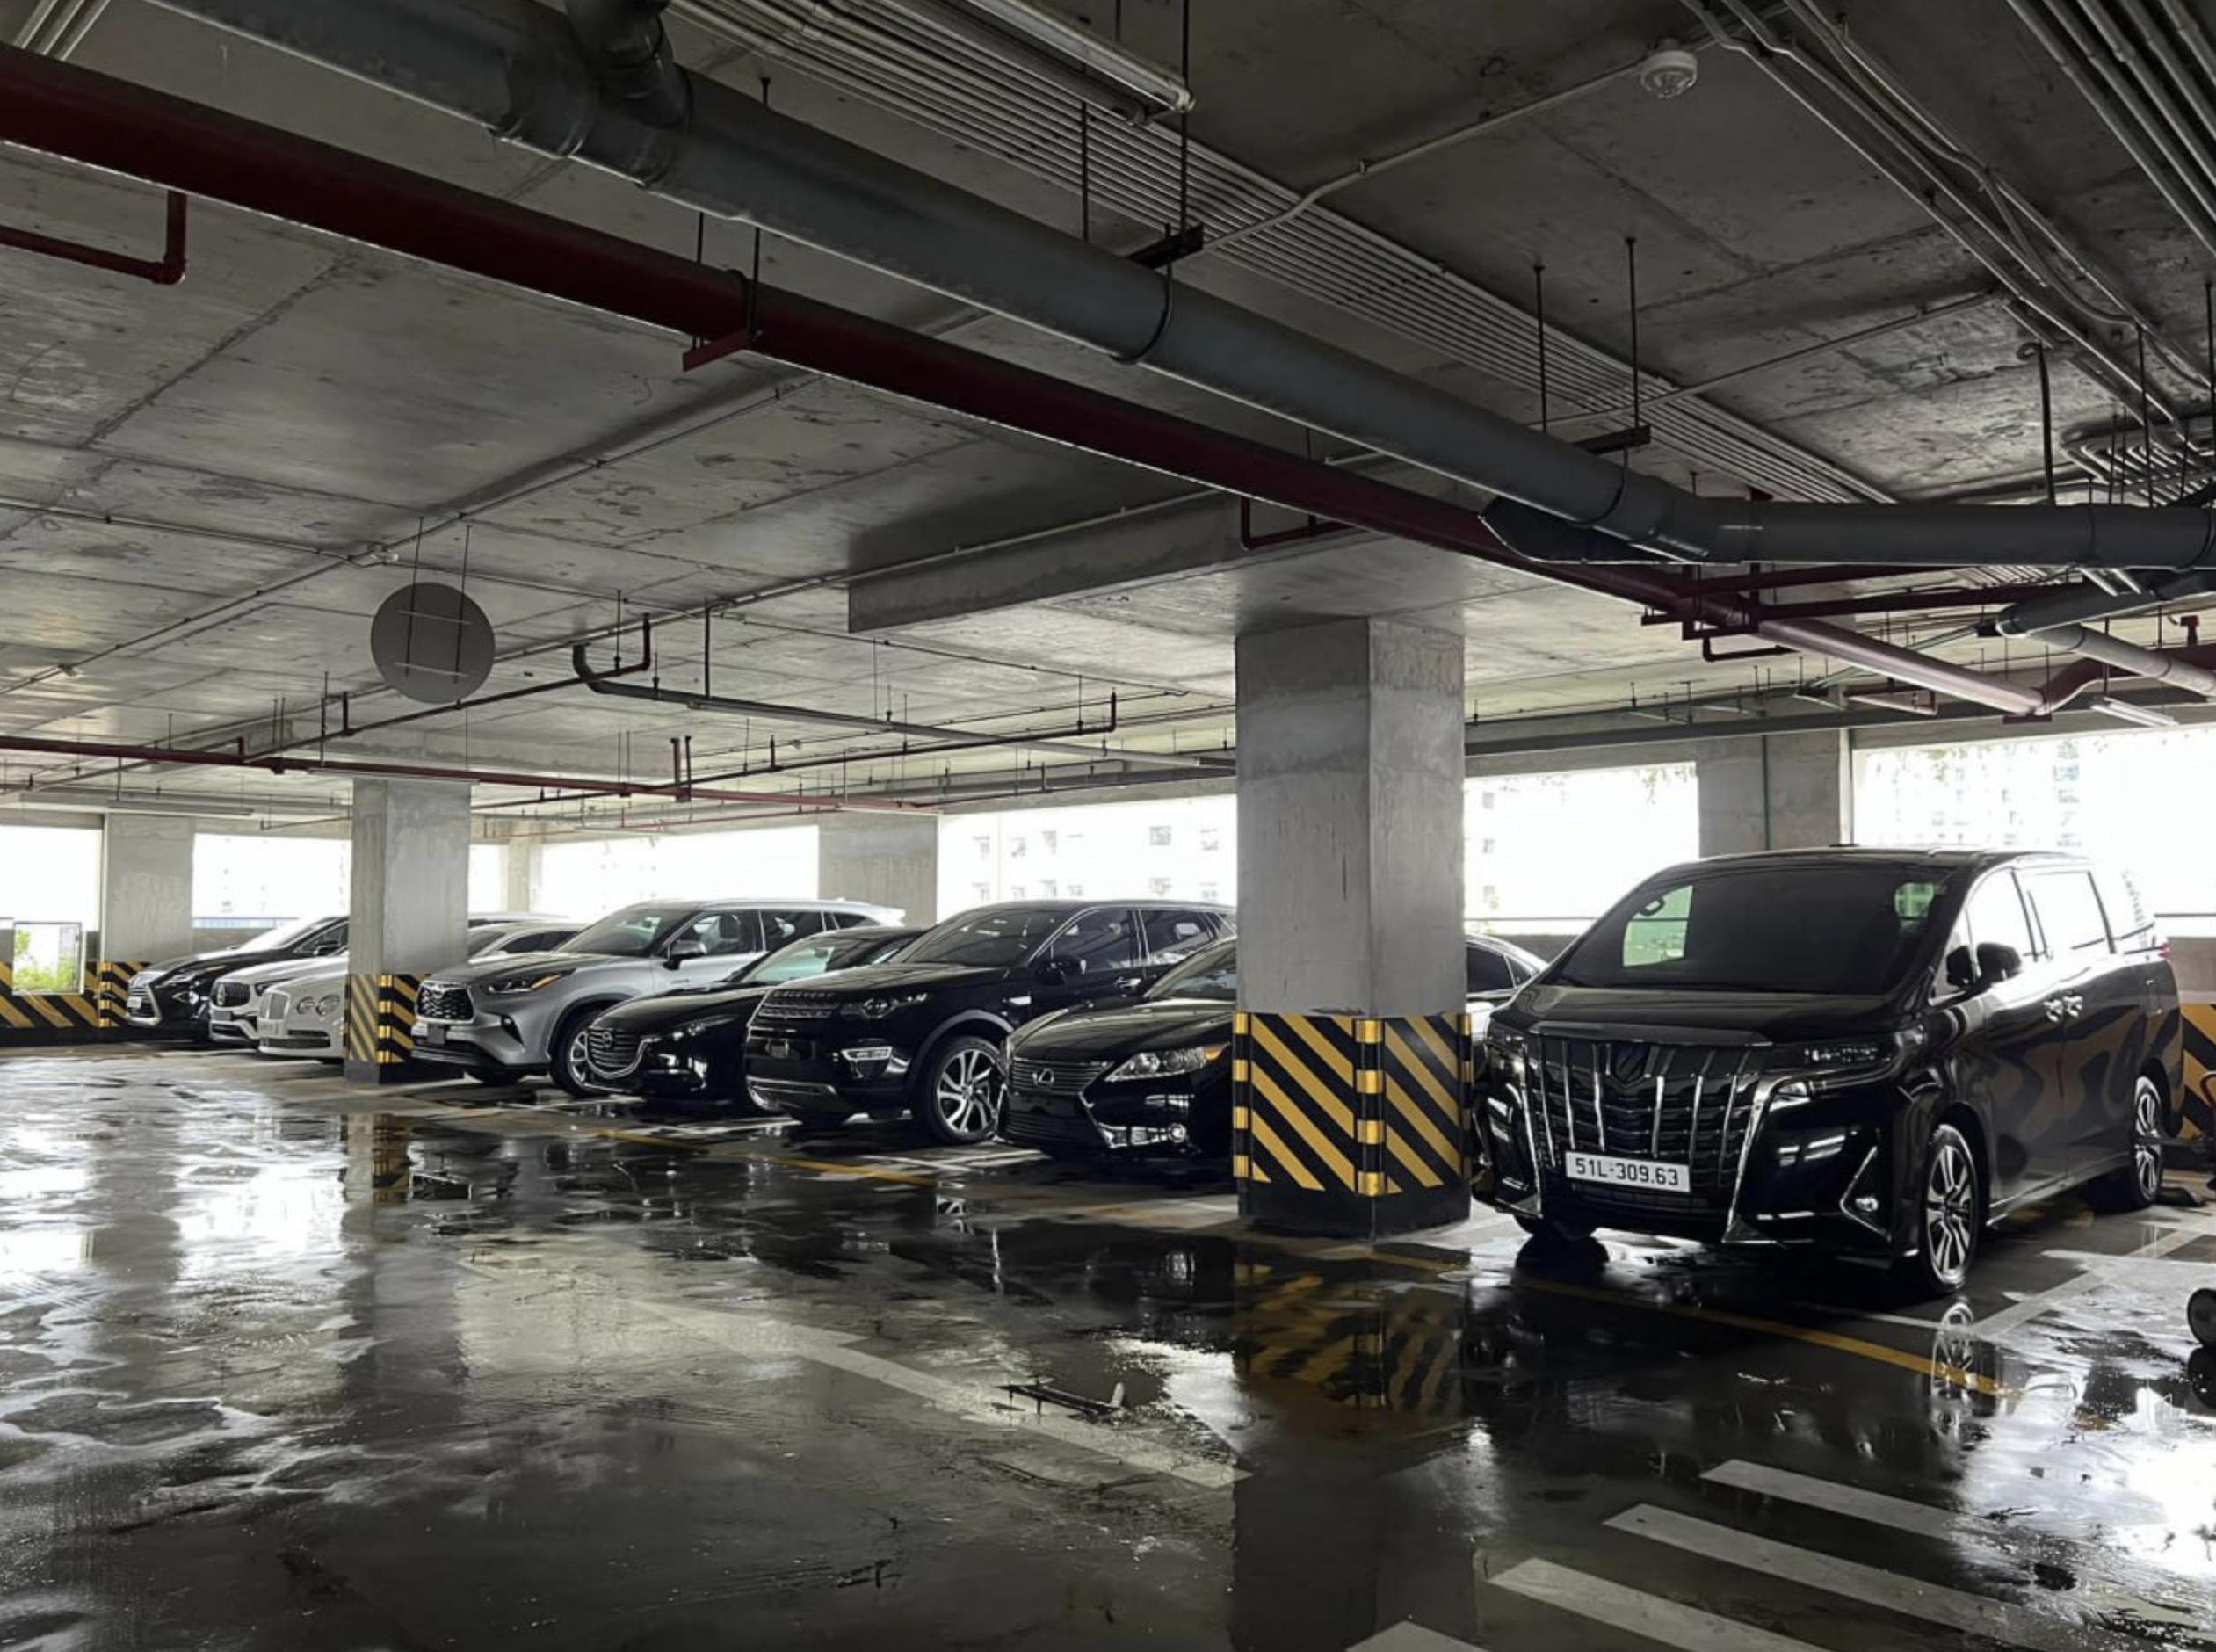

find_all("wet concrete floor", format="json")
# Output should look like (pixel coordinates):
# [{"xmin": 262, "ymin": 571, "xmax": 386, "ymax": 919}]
[{"xmin": 1, "ymin": 1046, "xmax": 2213, "ymax": 1650}]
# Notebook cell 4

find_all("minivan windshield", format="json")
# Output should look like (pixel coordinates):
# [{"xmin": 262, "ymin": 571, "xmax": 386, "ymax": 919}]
[
  {"xmin": 567, "ymin": 903, "xmax": 696, "ymax": 959},
  {"xmin": 902, "ymin": 907, "xmax": 1069, "ymax": 967},
  {"xmin": 1149, "ymin": 938, "xmax": 1237, "ymax": 1002},
  {"xmin": 1552, "ymin": 863, "xmax": 1958, "ymax": 996}
]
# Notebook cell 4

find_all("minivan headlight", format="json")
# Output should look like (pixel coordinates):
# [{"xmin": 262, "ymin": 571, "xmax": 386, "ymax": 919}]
[{"xmin": 1769, "ymin": 1029, "xmax": 1923, "ymax": 1094}]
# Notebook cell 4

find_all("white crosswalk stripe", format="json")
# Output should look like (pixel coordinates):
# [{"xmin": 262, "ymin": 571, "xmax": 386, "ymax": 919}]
[
  {"xmin": 1701, "ymin": 1460, "xmax": 1958, "ymax": 1539},
  {"xmin": 1607, "ymin": 1503, "xmax": 2146, "ymax": 1652},
  {"xmin": 1493, "ymin": 1559, "xmax": 1825, "ymax": 1652}
]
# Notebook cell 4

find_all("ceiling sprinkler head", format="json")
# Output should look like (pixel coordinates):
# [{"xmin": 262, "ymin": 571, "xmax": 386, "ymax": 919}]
[{"xmin": 1640, "ymin": 40, "xmax": 1699, "ymax": 99}]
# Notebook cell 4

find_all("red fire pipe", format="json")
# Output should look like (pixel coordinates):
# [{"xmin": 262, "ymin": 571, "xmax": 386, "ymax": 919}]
[
  {"xmin": 0, "ymin": 184, "xmax": 185, "ymax": 284},
  {"xmin": 0, "ymin": 732, "xmax": 932, "ymax": 812},
  {"xmin": 0, "ymin": 46, "xmax": 2031, "ymax": 714}
]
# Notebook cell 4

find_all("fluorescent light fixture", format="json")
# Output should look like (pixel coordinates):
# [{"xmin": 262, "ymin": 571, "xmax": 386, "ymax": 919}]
[
  {"xmin": 2089, "ymin": 696, "xmax": 2177, "ymax": 728},
  {"xmin": 933, "ymin": 0, "xmax": 1192, "ymax": 114},
  {"xmin": 5, "ymin": 788, "xmax": 311, "ymax": 820}
]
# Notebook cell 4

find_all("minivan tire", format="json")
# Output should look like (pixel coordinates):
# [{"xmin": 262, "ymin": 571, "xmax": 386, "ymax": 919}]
[
  {"xmin": 548, "ymin": 1007, "xmax": 613, "ymax": 1098},
  {"xmin": 2087, "ymin": 1074, "xmax": 2166, "ymax": 1214},
  {"xmin": 1896, "ymin": 1120, "xmax": 1981, "ymax": 1299},
  {"xmin": 913, "ymin": 1034, "xmax": 1004, "ymax": 1146}
]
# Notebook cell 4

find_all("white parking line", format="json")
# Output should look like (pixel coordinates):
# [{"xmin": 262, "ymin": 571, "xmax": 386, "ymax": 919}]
[
  {"xmin": 1344, "ymin": 1622, "xmax": 1487, "ymax": 1651},
  {"xmin": 1608, "ymin": 1504, "xmax": 2140, "ymax": 1652},
  {"xmin": 1493, "ymin": 1558, "xmax": 1823, "ymax": 1652},
  {"xmin": 1976, "ymin": 1221, "xmax": 2210, "ymax": 1336}
]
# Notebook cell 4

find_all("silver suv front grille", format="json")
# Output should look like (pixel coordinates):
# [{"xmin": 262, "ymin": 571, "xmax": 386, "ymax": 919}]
[
  {"xmin": 1524, "ymin": 1037, "xmax": 1762, "ymax": 1206},
  {"xmin": 417, "ymin": 982, "xmax": 474, "ymax": 1022},
  {"xmin": 1008, "ymin": 1059, "xmax": 1111, "ymax": 1098}
]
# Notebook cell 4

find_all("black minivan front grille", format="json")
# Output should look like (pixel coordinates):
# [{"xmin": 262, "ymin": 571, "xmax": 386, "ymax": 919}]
[{"xmin": 1524, "ymin": 1037, "xmax": 1763, "ymax": 1203}]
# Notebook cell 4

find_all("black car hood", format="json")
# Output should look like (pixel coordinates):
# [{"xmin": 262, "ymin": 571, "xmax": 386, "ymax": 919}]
[
  {"xmin": 597, "ymin": 982, "xmax": 777, "ymax": 1033},
  {"xmin": 1501, "ymin": 983, "xmax": 1902, "ymax": 1042},
  {"xmin": 150, "ymin": 947, "xmax": 294, "ymax": 980},
  {"xmin": 1011, "ymin": 997, "xmax": 1232, "ymax": 1061},
  {"xmin": 771, "ymin": 960, "xmax": 1017, "ymax": 998}
]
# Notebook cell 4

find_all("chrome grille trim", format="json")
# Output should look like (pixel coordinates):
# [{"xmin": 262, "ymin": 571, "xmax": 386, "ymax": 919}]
[
  {"xmin": 416, "ymin": 982, "xmax": 474, "ymax": 1023},
  {"xmin": 759, "ymin": 990, "xmax": 838, "ymax": 1021},
  {"xmin": 1008, "ymin": 1058, "xmax": 1112, "ymax": 1098},
  {"xmin": 212, "ymin": 980, "xmax": 250, "ymax": 1008},
  {"xmin": 1523, "ymin": 1032, "xmax": 1767, "ymax": 1208},
  {"xmin": 584, "ymin": 1025, "xmax": 646, "ymax": 1078}
]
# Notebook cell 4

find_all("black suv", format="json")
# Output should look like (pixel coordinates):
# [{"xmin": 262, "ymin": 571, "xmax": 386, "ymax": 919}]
[
  {"xmin": 1003, "ymin": 933, "xmax": 1544, "ymax": 1161},
  {"xmin": 1478, "ymin": 849, "xmax": 2182, "ymax": 1296},
  {"xmin": 583, "ymin": 924, "xmax": 920, "ymax": 1102},
  {"xmin": 744, "ymin": 901, "xmax": 1234, "ymax": 1144},
  {"xmin": 124, "ymin": 914, "xmax": 349, "ymax": 1038}
]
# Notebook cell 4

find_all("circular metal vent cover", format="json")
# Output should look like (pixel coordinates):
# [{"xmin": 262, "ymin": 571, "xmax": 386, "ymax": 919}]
[{"xmin": 370, "ymin": 582, "xmax": 493, "ymax": 705}]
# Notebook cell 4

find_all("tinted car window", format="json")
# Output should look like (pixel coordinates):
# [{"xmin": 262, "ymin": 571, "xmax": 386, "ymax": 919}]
[
  {"xmin": 1556, "ymin": 865, "xmax": 1955, "ymax": 995},
  {"xmin": 745, "ymin": 933, "xmax": 854, "ymax": 984},
  {"xmin": 2095, "ymin": 867, "xmax": 2156, "ymax": 950},
  {"xmin": 2025, "ymin": 870, "xmax": 2111, "ymax": 957},
  {"xmin": 304, "ymin": 923, "xmax": 349, "ymax": 955},
  {"xmin": 1465, "ymin": 945, "xmax": 1518, "ymax": 994},
  {"xmin": 758, "ymin": 909, "xmax": 822, "ymax": 951},
  {"xmin": 1959, "ymin": 873, "xmax": 2035, "ymax": 958},
  {"xmin": 1049, "ymin": 909, "xmax": 1142, "ymax": 974},
  {"xmin": 1149, "ymin": 938, "xmax": 1237, "ymax": 1002},
  {"xmin": 904, "ymin": 907, "xmax": 1069, "ymax": 967},
  {"xmin": 1141, "ymin": 909, "xmax": 1220, "ymax": 964}
]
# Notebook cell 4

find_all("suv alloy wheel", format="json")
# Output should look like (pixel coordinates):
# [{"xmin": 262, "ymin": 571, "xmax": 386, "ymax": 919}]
[
  {"xmin": 1900, "ymin": 1121, "xmax": 1981, "ymax": 1298},
  {"xmin": 916, "ymin": 1035, "xmax": 1004, "ymax": 1146}
]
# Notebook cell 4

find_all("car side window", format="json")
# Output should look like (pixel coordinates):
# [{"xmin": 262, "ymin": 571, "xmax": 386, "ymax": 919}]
[
  {"xmin": 682, "ymin": 910, "xmax": 763, "ymax": 957},
  {"xmin": 1140, "ymin": 909, "xmax": 1219, "ymax": 965},
  {"xmin": 2094, "ymin": 868, "xmax": 2155, "ymax": 951},
  {"xmin": 1048, "ymin": 909, "xmax": 1142, "ymax": 975},
  {"xmin": 1464, "ymin": 945, "xmax": 1517, "ymax": 994},
  {"xmin": 758, "ymin": 909, "xmax": 819, "ymax": 951},
  {"xmin": 1939, "ymin": 873, "xmax": 2035, "ymax": 996},
  {"xmin": 2024, "ymin": 871, "xmax": 2111, "ymax": 959},
  {"xmin": 308, "ymin": 924, "xmax": 348, "ymax": 955}
]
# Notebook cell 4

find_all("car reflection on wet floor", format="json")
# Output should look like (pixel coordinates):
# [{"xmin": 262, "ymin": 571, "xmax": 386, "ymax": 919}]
[{"xmin": 0, "ymin": 1049, "xmax": 2211, "ymax": 1652}]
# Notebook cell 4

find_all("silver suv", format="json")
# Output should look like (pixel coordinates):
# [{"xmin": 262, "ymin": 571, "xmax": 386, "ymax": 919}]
[{"xmin": 413, "ymin": 898, "xmax": 902, "ymax": 1093}]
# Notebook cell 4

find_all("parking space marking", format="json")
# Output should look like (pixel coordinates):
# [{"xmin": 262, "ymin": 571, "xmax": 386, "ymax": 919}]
[
  {"xmin": 1609, "ymin": 1504, "xmax": 2139, "ymax": 1652},
  {"xmin": 1974, "ymin": 1220, "xmax": 2212, "ymax": 1337},
  {"xmin": 1494, "ymin": 1558, "xmax": 1821, "ymax": 1652},
  {"xmin": 1701, "ymin": 1460, "xmax": 1956, "ymax": 1538},
  {"xmin": 1345, "ymin": 1624, "xmax": 1487, "ymax": 1651}
]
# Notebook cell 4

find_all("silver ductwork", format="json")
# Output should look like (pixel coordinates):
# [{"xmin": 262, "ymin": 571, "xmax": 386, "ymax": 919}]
[
  {"xmin": 145, "ymin": 0, "xmax": 2216, "ymax": 577},
  {"xmin": 1992, "ymin": 569, "xmax": 2216, "ymax": 634},
  {"xmin": 2036, "ymin": 624, "xmax": 2216, "ymax": 697}
]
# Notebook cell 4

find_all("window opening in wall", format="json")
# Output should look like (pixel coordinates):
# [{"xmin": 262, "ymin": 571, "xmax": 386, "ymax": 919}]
[
  {"xmin": 0, "ymin": 826, "xmax": 100, "ymax": 994},
  {"xmin": 1463, "ymin": 764, "xmax": 1698, "ymax": 934}
]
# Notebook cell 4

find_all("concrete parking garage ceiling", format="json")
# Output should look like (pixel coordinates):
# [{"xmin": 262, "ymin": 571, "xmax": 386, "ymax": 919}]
[{"xmin": 2, "ymin": 0, "xmax": 2212, "ymax": 830}]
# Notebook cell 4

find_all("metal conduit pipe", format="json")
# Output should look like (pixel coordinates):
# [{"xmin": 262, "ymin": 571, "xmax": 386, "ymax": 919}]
[
  {"xmin": 2029, "ymin": 641, "xmax": 2216, "ymax": 712},
  {"xmin": 0, "ymin": 43, "xmax": 2050, "ymax": 720},
  {"xmin": 2039, "ymin": 623, "xmax": 2216, "ymax": 695},
  {"xmin": 1994, "ymin": 569, "xmax": 2216, "ymax": 636},
  {"xmin": 564, "ymin": 0, "xmax": 687, "ymax": 127},
  {"xmin": 2070, "ymin": 0, "xmax": 2216, "ymax": 238},
  {"xmin": 141, "ymin": 0, "xmax": 2216, "ymax": 574}
]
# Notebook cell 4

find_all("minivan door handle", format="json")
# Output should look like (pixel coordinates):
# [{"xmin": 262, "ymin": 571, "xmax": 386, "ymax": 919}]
[{"xmin": 2044, "ymin": 993, "xmax": 2084, "ymax": 1021}]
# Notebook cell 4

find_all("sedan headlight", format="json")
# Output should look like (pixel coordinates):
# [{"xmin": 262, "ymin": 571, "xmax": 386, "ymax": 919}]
[
  {"xmin": 483, "ymin": 970, "xmax": 576, "ymax": 996},
  {"xmin": 857, "ymin": 992, "xmax": 928, "ymax": 1019},
  {"xmin": 1104, "ymin": 1045, "xmax": 1224, "ymax": 1083}
]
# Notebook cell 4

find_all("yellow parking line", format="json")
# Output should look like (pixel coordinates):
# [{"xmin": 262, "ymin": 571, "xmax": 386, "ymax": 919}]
[{"xmin": 1521, "ymin": 1276, "xmax": 2004, "ymax": 1395}]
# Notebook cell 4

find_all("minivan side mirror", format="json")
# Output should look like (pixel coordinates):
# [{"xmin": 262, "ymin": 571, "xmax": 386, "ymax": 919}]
[
  {"xmin": 663, "ymin": 938, "xmax": 707, "ymax": 968},
  {"xmin": 1974, "ymin": 941, "xmax": 2023, "ymax": 985}
]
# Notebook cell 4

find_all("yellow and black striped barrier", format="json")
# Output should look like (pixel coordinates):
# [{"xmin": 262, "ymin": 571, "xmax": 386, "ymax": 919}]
[
  {"xmin": 1233, "ymin": 1010, "xmax": 1472, "ymax": 1235},
  {"xmin": 344, "ymin": 973, "xmax": 424, "ymax": 1080},
  {"xmin": 93, "ymin": 960, "xmax": 147, "ymax": 1030},
  {"xmin": 2180, "ymin": 1003, "xmax": 2215, "ymax": 1141},
  {"xmin": 1233, "ymin": 1257, "xmax": 1466, "ymax": 1420}
]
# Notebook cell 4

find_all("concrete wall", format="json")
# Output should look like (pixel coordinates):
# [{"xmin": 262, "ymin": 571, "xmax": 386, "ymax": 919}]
[{"xmin": 817, "ymin": 815, "xmax": 938, "ymax": 927}]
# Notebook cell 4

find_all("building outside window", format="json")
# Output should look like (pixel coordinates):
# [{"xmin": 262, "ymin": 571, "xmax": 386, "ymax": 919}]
[
  {"xmin": 0, "ymin": 825, "xmax": 100, "ymax": 992},
  {"xmin": 1462, "ymin": 764, "xmax": 1698, "ymax": 931},
  {"xmin": 1148, "ymin": 825, "xmax": 1173, "ymax": 847},
  {"xmin": 1858, "ymin": 729, "xmax": 2216, "ymax": 931},
  {"xmin": 193, "ymin": 833, "xmax": 351, "ymax": 934},
  {"xmin": 538, "ymin": 826, "xmax": 817, "ymax": 922},
  {"xmin": 939, "ymin": 795, "xmax": 1235, "ymax": 914}
]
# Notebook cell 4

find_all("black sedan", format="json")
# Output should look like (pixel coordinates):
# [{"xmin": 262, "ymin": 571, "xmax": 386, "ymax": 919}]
[
  {"xmin": 582, "ymin": 924, "xmax": 920, "ymax": 1102},
  {"xmin": 1002, "ymin": 934, "xmax": 1543, "ymax": 1160}
]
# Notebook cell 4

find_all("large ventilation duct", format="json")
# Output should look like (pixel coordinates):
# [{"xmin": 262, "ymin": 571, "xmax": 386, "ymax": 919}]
[
  {"xmin": 143, "ymin": 0, "xmax": 2216, "ymax": 577},
  {"xmin": 2034, "ymin": 624, "xmax": 2216, "ymax": 699},
  {"xmin": 1992, "ymin": 569, "xmax": 2216, "ymax": 634}
]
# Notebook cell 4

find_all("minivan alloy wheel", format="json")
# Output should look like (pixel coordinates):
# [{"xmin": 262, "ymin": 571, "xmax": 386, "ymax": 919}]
[
  {"xmin": 2132, "ymin": 1076, "xmax": 2164, "ymax": 1203},
  {"xmin": 1923, "ymin": 1129, "xmax": 1978, "ymax": 1291},
  {"xmin": 932, "ymin": 1046, "xmax": 1002, "ymax": 1138}
]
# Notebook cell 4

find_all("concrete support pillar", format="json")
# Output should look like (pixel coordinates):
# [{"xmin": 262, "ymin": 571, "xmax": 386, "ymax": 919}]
[
  {"xmin": 97, "ymin": 815, "xmax": 196, "ymax": 967},
  {"xmin": 816, "ymin": 815, "xmax": 938, "ymax": 927},
  {"xmin": 1695, "ymin": 731, "xmax": 1853, "ymax": 857},
  {"xmin": 344, "ymin": 779, "xmax": 469, "ymax": 1084},
  {"xmin": 502, "ymin": 839, "xmax": 543, "ymax": 914},
  {"xmin": 1234, "ymin": 616, "xmax": 1469, "ymax": 1236}
]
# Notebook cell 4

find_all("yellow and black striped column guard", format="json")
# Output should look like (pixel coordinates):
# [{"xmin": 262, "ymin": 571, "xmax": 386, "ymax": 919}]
[
  {"xmin": 344, "ymin": 974, "xmax": 424, "ymax": 1074},
  {"xmin": 1234, "ymin": 1010, "xmax": 1473, "ymax": 1235},
  {"xmin": 2179, "ymin": 1003, "xmax": 2215, "ymax": 1142},
  {"xmin": 93, "ymin": 960, "xmax": 147, "ymax": 1030}
]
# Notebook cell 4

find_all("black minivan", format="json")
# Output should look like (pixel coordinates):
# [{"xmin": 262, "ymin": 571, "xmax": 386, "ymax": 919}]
[{"xmin": 1477, "ymin": 849, "xmax": 2181, "ymax": 1295}]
